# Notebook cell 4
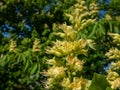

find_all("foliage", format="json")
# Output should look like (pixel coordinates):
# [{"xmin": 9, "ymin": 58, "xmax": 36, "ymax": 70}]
[
  {"xmin": 0, "ymin": 36, "xmax": 44, "ymax": 89},
  {"xmin": 89, "ymin": 73, "xmax": 110, "ymax": 90},
  {"xmin": 0, "ymin": 0, "xmax": 72, "ymax": 89},
  {"xmin": 0, "ymin": 0, "xmax": 120, "ymax": 90},
  {"xmin": 0, "ymin": 0, "xmax": 76, "ymax": 38}
]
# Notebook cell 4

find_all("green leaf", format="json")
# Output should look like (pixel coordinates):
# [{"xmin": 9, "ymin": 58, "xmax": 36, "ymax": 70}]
[
  {"xmin": 35, "ymin": 71, "xmax": 40, "ymax": 80},
  {"xmin": 30, "ymin": 63, "xmax": 38, "ymax": 75},
  {"xmin": 21, "ymin": 53, "xmax": 26, "ymax": 62},
  {"xmin": 106, "ymin": 87, "xmax": 112, "ymax": 90},
  {"xmin": 114, "ymin": 25, "xmax": 119, "ymax": 33},
  {"xmin": 99, "ymin": 24, "xmax": 105, "ymax": 35},
  {"xmin": 24, "ymin": 60, "xmax": 29, "ymax": 71},
  {"xmin": 17, "ymin": 54, "xmax": 22, "ymax": 63},
  {"xmin": 89, "ymin": 73, "xmax": 110, "ymax": 90},
  {"xmin": 0, "ymin": 55, "xmax": 7, "ymax": 67},
  {"xmin": 88, "ymin": 23, "xmax": 97, "ymax": 38}
]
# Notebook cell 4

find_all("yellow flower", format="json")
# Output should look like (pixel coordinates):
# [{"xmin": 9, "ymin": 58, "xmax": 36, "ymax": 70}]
[
  {"xmin": 106, "ymin": 48, "xmax": 120, "ymax": 60},
  {"xmin": 69, "ymin": 77, "xmax": 91, "ymax": 90},
  {"xmin": 107, "ymin": 71, "xmax": 119, "ymax": 81},
  {"xmin": 46, "ymin": 40, "xmax": 73, "ymax": 56},
  {"xmin": 111, "ymin": 61, "xmax": 120, "ymax": 70},
  {"xmin": 9, "ymin": 39, "xmax": 17, "ymax": 52},
  {"xmin": 55, "ymin": 32, "xmax": 65, "ymax": 38},
  {"xmin": 46, "ymin": 57, "xmax": 56, "ymax": 66},
  {"xmin": 46, "ymin": 66, "xmax": 66, "ymax": 79},
  {"xmin": 46, "ymin": 39, "xmax": 90, "ymax": 56},
  {"xmin": 66, "ymin": 56, "xmax": 84, "ymax": 72},
  {"xmin": 108, "ymin": 33, "xmax": 120, "ymax": 45},
  {"xmin": 69, "ymin": 77, "xmax": 82, "ymax": 90},
  {"xmin": 45, "ymin": 78, "xmax": 54, "ymax": 89},
  {"xmin": 105, "ymin": 14, "xmax": 112, "ymax": 20},
  {"xmin": 59, "ymin": 24, "xmax": 77, "ymax": 40},
  {"xmin": 111, "ymin": 78, "xmax": 120, "ymax": 89},
  {"xmin": 90, "ymin": 2, "xmax": 98, "ymax": 10},
  {"xmin": 46, "ymin": 49, "xmax": 62, "ymax": 57},
  {"xmin": 73, "ymin": 39, "xmax": 88, "ymax": 54},
  {"xmin": 32, "ymin": 38, "xmax": 40, "ymax": 52},
  {"xmin": 61, "ymin": 78, "xmax": 71, "ymax": 89}
]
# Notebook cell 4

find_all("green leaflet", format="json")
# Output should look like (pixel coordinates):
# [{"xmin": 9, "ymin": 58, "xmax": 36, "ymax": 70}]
[
  {"xmin": 24, "ymin": 59, "xmax": 29, "ymax": 71},
  {"xmin": 30, "ymin": 63, "xmax": 38, "ymax": 75},
  {"xmin": 109, "ymin": 22, "xmax": 113, "ymax": 32},
  {"xmin": 0, "ymin": 55, "xmax": 7, "ymax": 67},
  {"xmin": 89, "ymin": 73, "xmax": 110, "ymax": 90},
  {"xmin": 114, "ymin": 25, "xmax": 119, "ymax": 33},
  {"xmin": 17, "ymin": 54, "xmax": 22, "ymax": 63},
  {"xmin": 21, "ymin": 53, "xmax": 26, "ymax": 64},
  {"xmin": 0, "ymin": 55, "xmax": 10, "ymax": 67},
  {"xmin": 99, "ymin": 23, "xmax": 105, "ymax": 35},
  {"xmin": 88, "ymin": 23, "xmax": 98, "ymax": 38},
  {"xmin": 106, "ymin": 87, "xmax": 113, "ymax": 90}
]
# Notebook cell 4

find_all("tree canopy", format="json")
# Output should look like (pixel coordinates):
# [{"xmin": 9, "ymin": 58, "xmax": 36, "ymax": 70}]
[{"xmin": 0, "ymin": 0, "xmax": 120, "ymax": 90}]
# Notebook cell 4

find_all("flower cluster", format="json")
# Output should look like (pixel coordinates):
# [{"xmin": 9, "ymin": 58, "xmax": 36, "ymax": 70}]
[
  {"xmin": 43, "ymin": 0, "xmax": 97, "ymax": 89},
  {"xmin": 106, "ymin": 48, "xmax": 120, "ymax": 60},
  {"xmin": 107, "ymin": 70, "xmax": 120, "ymax": 89},
  {"xmin": 66, "ymin": 0, "xmax": 98, "ymax": 31},
  {"xmin": 46, "ymin": 39, "xmax": 94, "ymax": 57},
  {"xmin": 106, "ymin": 33, "xmax": 120, "ymax": 90},
  {"xmin": 61, "ymin": 77, "xmax": 91, "ymax": 90},
  {"xmin": 9, "ymin": 39, "xmax": 17, "ymax": 52},
  {"xmin": 108, "ymin": 33, "xmax": 120, "ymax": 45},
  {"xmin": 44, "ymin": 55, "xmax": 91, "ymax": 89},
  {"xmin": 32, "ymin": 38, "xmax": 41, "ymax": 52}
]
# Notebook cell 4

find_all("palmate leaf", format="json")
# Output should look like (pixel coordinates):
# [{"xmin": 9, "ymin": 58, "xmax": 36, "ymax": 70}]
[{"xmin": 89, "ymin": 73, "xmax": 110, "ymax": 90}]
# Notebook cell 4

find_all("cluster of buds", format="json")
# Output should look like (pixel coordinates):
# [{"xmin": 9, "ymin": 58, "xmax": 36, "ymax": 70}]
[
  {"xmin": 32, "ymin": 38, "xmax": 41, "ymax": 52},
  {"xmin": 9, "ymin": 39, "xmax": 17, "ymax": 52},
  {"xmin": 106, "ymin": 33, "xmax": 120, "ymax": 89}
]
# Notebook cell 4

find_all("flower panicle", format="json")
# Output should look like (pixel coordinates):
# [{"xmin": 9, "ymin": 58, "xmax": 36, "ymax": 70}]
[
  {"xmin": 32, "ymin": 38, "xmax": 41, "ymax": 52},
  {"xmin": 9, "ymin": 39, "xmax": 17, "ymax": 52}
]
